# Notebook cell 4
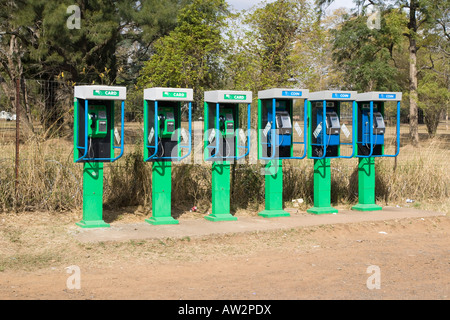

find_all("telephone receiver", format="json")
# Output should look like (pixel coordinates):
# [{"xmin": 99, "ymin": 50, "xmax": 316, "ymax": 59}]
[
  {"xmin": 89, "ymin": 113, "xmax": 97, "ymax": 129},
  {"xmin": 87, "ymin": 106, "xmax": 108, "ymax": 139},
  {"xmin": 325, "ymin": 111, "xmax": 340, "ymax": 135},
  {"xmin": 219, "ymin": 113, "xmax": 234, "ymax": 136},
  {"xmin": 373, "ymin": 112, "xmax": 385, "ymax": 134},
  {"xmin": 158, "ymin": 114, "xmax": 165, "ymax": 130},
  {"xmin": 364, "ymin": 111, "xmax": 385, "ymax": 135},
  {"xmin": 275, "ymin": 111, "xmax": 292, "ymax": 135},
  {"xmin": 219, "ymin": 115, "xmax": 225, "ymax": 131},
  {"xmin": 158, "ymin": 112, "xmax": 175, "ymax": 138}
]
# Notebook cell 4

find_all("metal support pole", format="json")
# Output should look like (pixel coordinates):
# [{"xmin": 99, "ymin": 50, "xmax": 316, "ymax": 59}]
[
  {"xmin": 205, "ymin": 161, "xmax": 237, "ymax": 221},
  {"xmin": 352, "ymin": 157, "xmax": 382, "ymax": 211},
  {"xmin": 76, "ymin": 162, "xmax": 110, "ymax": 228},
  {"xmin": 146, "ymin": 161, "xmax": 178, "ymax": 225},
  {"xmin": 307, "ymin": 158, "xmax": 338, "ymax": 214},
  {"xmin": 15, "ymin": 78, "xmax": 20, "ymax": 204},
  {"xmin": 258, "ymin": 159, "xmax": 290, "ymax": 218}
]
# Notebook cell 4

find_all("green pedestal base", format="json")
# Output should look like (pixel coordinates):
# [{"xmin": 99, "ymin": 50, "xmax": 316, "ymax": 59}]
[
  {"xmin": 78, "ymin": 162, "xmax": 108, "ymax": 228},
  {"xmin": 308, "ymin": 159, "xmax": 337, "ymax": 215},
  {"xmin": 148, "ymin": 161, "xmax": 177, "ymax": 226},
  {"xmin": 260, "ymin": 159, "xmax": 290, "ymax": 219},
  {"xmin": 307, "ymin": 206, "xmax": 338, "ymax": 215},
  {"xmin": 353, "ymin": 157, "xmax": 382, "ymax": 212},
  {"xmin": 209, "ymin": 161, "xmax": 234, "ymax": 222},
  {"xmin": 204, "ymin": 213, "xmax": 237, "ymax": 222},
  {"xmin": 145, "ymin": 216, "xmax": 179, "ymax": 225},
  {"xmin": 351, "ymin": 203, "xmax": 382, "ymax": 212},
  {"xmin": 258, "ymin": 209, "xmax": 290, "ymax": 218},
  {"xmin": 76, "ymin": 219, "xmax": 110, "ymax": 229}
]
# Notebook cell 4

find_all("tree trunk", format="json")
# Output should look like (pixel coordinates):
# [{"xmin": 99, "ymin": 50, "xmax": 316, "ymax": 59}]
[{"xmin": 408, "ymin": 1, "xmax": 420, "ymax": 146}]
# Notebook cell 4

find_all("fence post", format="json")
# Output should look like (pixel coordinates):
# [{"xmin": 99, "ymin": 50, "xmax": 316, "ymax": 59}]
[{"xmin": 15, "ymin": 78, "xmax": 20, "ymax": 205}]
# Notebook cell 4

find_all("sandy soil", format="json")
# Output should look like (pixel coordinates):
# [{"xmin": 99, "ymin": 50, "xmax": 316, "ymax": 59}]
[{"xmin": 0, "ymin": 208, "xmax": 449, "ymax": 301}]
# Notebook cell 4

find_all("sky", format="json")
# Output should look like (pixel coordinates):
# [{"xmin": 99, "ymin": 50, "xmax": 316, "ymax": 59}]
[{"xmin": 226, "ymin": 0, "xmax": 356, "ymax": 12}]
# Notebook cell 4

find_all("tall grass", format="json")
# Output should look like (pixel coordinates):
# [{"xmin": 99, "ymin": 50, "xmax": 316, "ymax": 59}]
[
  {"xmin": 0, "ymin": 140, "xmax": 82, "ymax": 211},
  {"xmin": 0, "ymin": 138, "xmax": 448, "ymax": 215}
]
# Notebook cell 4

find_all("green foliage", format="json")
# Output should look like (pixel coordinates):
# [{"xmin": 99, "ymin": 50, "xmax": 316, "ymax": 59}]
[
  {"xmin": 1, "ymin": 0, "xmax": 448, "ymax": 139},
  {"xmin": 416, "ymin": 0, "xmax": 450, "ymax": 137},
  {"xmin": 226, "ymin": 0, "xmax": 315, "ymax": 91},
  {"xmin": 116, "ymin": 0, "xmax": 185, "ymax": 83},
  {"xmin": 0, "ymin": 0, "xmax": 186, "ymax": 135},
  {"xmin": 331, "ymin": 10, "xmax": 404, "ymax": 91},
  {"xmin": 137, "ymin": 0, "xmax": 228, "ymax": 116},
  {"xmin": 249, "ymin": 0, "xmax": 306, "ymax": 84},
  {"xmin": 0, "ymin": 0, "xmax": 185, "ymax": 84},
  {"xmin": 418, "ymin": 72, "xmax": 449, "ymax": 137},
  {"xmin": 323, "ymin": 0, "xmax": 449, "ymax": 139}
]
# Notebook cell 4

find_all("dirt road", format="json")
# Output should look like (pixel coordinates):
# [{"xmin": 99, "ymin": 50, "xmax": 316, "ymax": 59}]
[{"xmin": 0, "ymin": 207, "xmax": 448, "ymax": 300}]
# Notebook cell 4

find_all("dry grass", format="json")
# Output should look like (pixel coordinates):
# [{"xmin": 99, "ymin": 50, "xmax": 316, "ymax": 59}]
[{"xmin": 0, "ymin": 122, "xmax": 448, "ymax": 216}]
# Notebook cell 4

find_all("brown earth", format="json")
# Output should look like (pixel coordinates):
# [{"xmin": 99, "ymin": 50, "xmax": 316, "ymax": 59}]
[{"xmin": 0, "ymin": 206, "xmax": 449, "ymax": 300}]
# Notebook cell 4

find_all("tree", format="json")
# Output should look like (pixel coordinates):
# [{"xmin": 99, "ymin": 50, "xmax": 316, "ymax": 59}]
[
  {"xmin": 317, "ymin": 0, "xmax": 445, "ymax": 146},
  {"xmin": 0, "ymin": 0, "xmax": 186, "ymax": 137},
  {"xmin": 418, "ymin": 71, "xmax": 449, "ymax": 137},
  {"xmin": 0, "ymin": 1, "xmax": 37, "ymax": 134},
  {"xmin": 137, "ymin": 0, "xmax": 229, "ymax": 117},
  {"xmin": 115, "ymin": 0, "xmax": 187, "ymax": 83},
  {"xmin": 293, "ymin": 8, "xmax": 348, "ymax": 91},
  {"xmin": 417, "ymin": 0, "xmax": 449, "ymax": 137},
  {"xmin": 224, "ymin": 0, "xmax": 315, "ymax": 92},
  {"xmin": 249, "ymin": 0, "xmax": 313, "ymax": 88},
  {"xmin": 330, "ymin": 9, "xmax": 404, "ymax": 92},
  {"xmin": 0, "ymin": 0, "xmax": 125, "ymax": 135}
]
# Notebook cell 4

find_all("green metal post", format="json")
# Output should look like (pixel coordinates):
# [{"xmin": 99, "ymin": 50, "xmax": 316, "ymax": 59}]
[
  {"xmin": 258, "ymin": 159, "xmax": 290, "ymax": 218},
  {"xmin": 146, "ymin": 161, "xmax": 179, "ymax": 225},
  {"xmin": 307, "ymin": 158, "xmax": 338, "ymax": 214},
  {"xmin": 352, "ymin": 157, "xmax": 382, "ymax": 211},
  {"xmin": 205, "ymin": 161, "xmax": 237, "ymax": 221},
  {"xmin": 76, "ymin": 162, "xmax": 110, "ymax": 228}
]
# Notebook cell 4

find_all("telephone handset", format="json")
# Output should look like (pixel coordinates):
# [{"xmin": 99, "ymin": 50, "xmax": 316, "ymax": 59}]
[
  {"xmin": 325, "ymin": 111, "xmax": 340, "ymax": 135},
  {"xmin": 88, "ymin": 106, "xmax": 108, "ymax": 138},
  {"xmin": 373, "ymin": 112, "xmax": 385, "ymax": 134},
  {"xmin": 158, "ymin": 110, "xmax": 175, "ymax": 138},
  {"xmin": 275, "ymin": 111, "xmax": 292, "ymax": 135},
  {"xmin": 219, "ymin": 112, "xmax": 234, "ymax": 137}
]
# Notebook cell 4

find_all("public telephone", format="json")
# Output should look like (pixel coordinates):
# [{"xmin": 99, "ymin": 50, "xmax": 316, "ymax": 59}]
[
  {"xmin": 209, "ymin": 107, "xmax": 236, "ymax": 159},
  {"xmin": 219, "ymin": 110, "xmax": 234, "ymax": 137},
  {"xmin": 310, "ymin": 100, "xmax": 342, "ymax": 158},
  {"xmin": 143, "ymin": 87, "xmax": 193, "ymax": 226},
  {"xmin": 76, "ymin": 100, "xmax": 115, "ymax": 162},
  {"xmin": 352, "ymin": 91, "xmax": 402, "ymax": 212},
  {"xmin": 268, "ymin": 109, "xmax": 292, "ymax": 149},
  {"xmin": 325, "ymin": 111, "xmax": 340, "ymax": 135},
  {"xmin": 74, "ymin": 85, "xmax": 126, "ymax": 164},
  {"xmin": 355, "ymin": 92, "xmax": 404, "ymax": 158},
  {"xmin": 88, "ymin": 105, "xmax": 108, "ymax": 138},
  {"xmin": 258, "ymin": 88, "xmax": 309, "ymax": 161},
  {"xmin": 360, "ymin": 104, "xmax": 385, "ymax": 152},
  {"xmin": 152, "ymin": 103, "xmax": 179, "ymax": 159},
  {"xmin": 316, "ymin": 107, "xmax": 340, "ymax": 147},
  {"xmin": 308, "ymin": 91, "xmax": 358, "ymax": 160},
  {"xmin": 158, "ymin": 107, "xmax": 176, "ymax": 139},
  {"xmin": 204, "ymin": 90, "xmax": 251, "ymax": 162},
  {"xmin": 143, "ymin": 87, "xmax": 193, "ymax": 162},
  {"xmin": 275, "ymin": 110, "xmax": 292, "ymax": 136},
  {"xmin": 373, "ymin": 112, "xmax": 385, "ymax": 134},
  {"xmin": 265, "ymin": 101, "xmax": 293, "ymax": 158}
]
